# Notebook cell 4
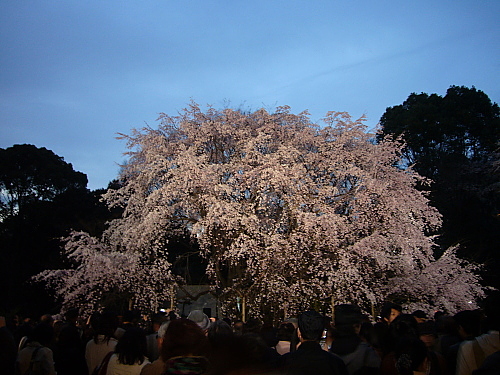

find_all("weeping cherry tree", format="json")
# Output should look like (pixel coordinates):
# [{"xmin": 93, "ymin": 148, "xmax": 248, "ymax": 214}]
[{"xmin": 36, "ymin": 103, "xmax": 485, "ymax": 318}]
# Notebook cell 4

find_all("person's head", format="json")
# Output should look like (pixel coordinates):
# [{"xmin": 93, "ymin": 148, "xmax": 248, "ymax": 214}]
[
  {"xmin": 454, "ymin": 310, "xmax": 482, "ymax": 339},
  {"xmin": 394, "ymin": 337, "xmax": 428, "ymax": 375},
  {"xmin": 434, "ymin": 314, "xmax": 457, "ymax": 336},
  {"xmin": 115, "ymin": 327, "xmax": 147, "ymax": 365},
  {"xmin": 31, "ymin": 323, "xmax": 54, "ymax": 347},
  {"xmin": 381, "ymin": 302, "xmax": 402, "ymax": 324},
  {"xmin": 417, "ymin": 321, "xmax": 436, "ymax": 348},
  {"xmin": 285, "ymin": 317, "xmax": 299, "ymax": 329},
  {"xmin": 167, "ymin": 310, "xmax": 178, "ymax": 321},
  {"xmin": 390, "ymin": 314, "xmax": 419, "ymax": 341},
  {"xmin": 481, "ymin": 290, "xmax": 500, "ymax": 331},
  {"xmin": 161, "ymin": 318, "xmax": 208, "ymax": 361},
  {"xmin": 359, "ymin": 322, "xmax": 375, "ymax": 344},
  {"xmin": 297, "ymin": 310, "xmax": 324, "ymax": 342},
  {"xmin": 260, "ymin": 324, "xmax": 279, "ymax": 348},
  {"xmin": 238, "ymin": 333, "xmax": 271, "ymax": 369},
  {"xmin": 434, "ymin": 311, "xmax": 445, "ymax": 321},
  {"xmin": 187, "ymin": 310, "xmax": 211, "ymax": 333},
  {"xmin": 244, "ymin": 317, "xmax": 263, "ymax": 335},
  {"xmin": 64, "ymin": 308, "xmax": 79, "ymax": 325},
  {"xmin": 207, "ymin": 319, "xmax": 234, "ymax": 345},
  {"xmin": 151, "ymin": 313, "xmax": 167, "ymax": 333},
  {"xmin": 89, "ymin": 311, "xmax": 101, "ymax": 331},
  {"xmin": 233, "ymin": 320, "xmax": 244, "ymax": 335},
  {"xmin": 122, "ymin": 310, "xmax": 141, "ymax": 326},
  {"xmin": 277, "ymin": 322, "xmax": 295, "ymax": 342},
  {"xmin": 40, "ymin": 314, "xmax": 54, "ymax": 326},
  {"xmin": 412, "ymin": 310, "xmax": 428, "ymax": 324},
  {"xmin": 334, "ymin": 304, "xmax": 364, "ymax": 336},
  {"xmin": 93, "ymin": 310, "xmax": 119, "ymax": 343}
]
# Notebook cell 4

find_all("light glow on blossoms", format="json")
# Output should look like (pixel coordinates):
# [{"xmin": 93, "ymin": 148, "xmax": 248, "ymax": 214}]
[{"xmin": 36, "ymin": 103, "xmax": 485, "ymax": 318}]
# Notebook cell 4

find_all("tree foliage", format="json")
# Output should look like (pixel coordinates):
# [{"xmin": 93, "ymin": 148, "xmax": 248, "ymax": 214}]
[
  {"xmin": 39, "ymin": 103, "xmax": 485, "ymax": 318},
  {"xmin": 379, "ymin": 86, "xmax": 500, "ymax": 289},
  {"xmin": 34, "ymin": 231, "xmax": 175, "ymax": 315},
  {"xmin": 379, "ymin": 86, "xmax": 500, "ymax": 179},
  {"xmin": 0, "ymin": 144, "xmax": 88, "ymax": 219},
  {"xmin": 0, "ymin": 145, "xmax": 117, "ymax": 317}
]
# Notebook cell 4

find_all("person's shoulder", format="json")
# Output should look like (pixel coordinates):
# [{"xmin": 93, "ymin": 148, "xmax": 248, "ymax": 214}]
[
  {"xmin": 323, "ymin": 350, "xmax": 349, "ymax": 375},
  {"xmin": 23, "ymin": 345, "xmax": 54, "ymax": 361},
  {"xmin": 140, "ymin": 362, "xmax": 152, "ymax": 375},
  {"xmin": 108, "ymin": 337, "xmax": 118, "ymax": 347},
  {"xmin": 477, "ymin": 331, "xmax": 500, "ymax": 344},
  {"xmin": 107, "ymin": 353, "xmax": 120, "ymax": 365},
  {"xmin": 86, "ymin": 337, "xmax": 96, "ymax": 348},
  {"xmin": 281, "ymin": 350, "xmax": 294, "ymax": 360},
  {"xmin": 323, "ymin": 349, "xmax": 346, "ymax": 365},
  {"xmin": 457, "ymin": 338, "xmax": 475, "ymax": 353},
  {"xmin": 136, "ymin": 360, "xmax": 151, "ymax": 373},
  {"xmin": 140, "ymin": 358, "xmax": 163, "ymax": 375},
  {"xmin": 356, "ymin": 341, "xmax": 380, "ymax": 357},
  {"xmin": 278, "ymin": 350, "xmax": 297, "ymax": 367}
]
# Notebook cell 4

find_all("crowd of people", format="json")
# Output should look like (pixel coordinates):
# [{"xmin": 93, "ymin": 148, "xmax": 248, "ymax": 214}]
[{"xmin": 1, "ymin": 297, "xmax": 499, "ymax": 375}]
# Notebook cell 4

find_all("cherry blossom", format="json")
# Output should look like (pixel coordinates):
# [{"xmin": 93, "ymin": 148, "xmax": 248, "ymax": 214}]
[{"xmin": 36, "ymin": 103, "xmax": 485, "ymax": 318}]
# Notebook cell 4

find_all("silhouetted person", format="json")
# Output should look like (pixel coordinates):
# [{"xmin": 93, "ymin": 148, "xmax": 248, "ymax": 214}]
[
  {"xmin": 107, "ymin": 327, "xmax": 150, "ymax": 374},
  {"xmin": 0, "ymin": 317, "xmax": 17, "ymax": 375},
  {"xmin": 330, "ymin": 304, "xmax": 380, "ymax": 374},
  {"xmin": 54, "ymin": 308, "xmax": 87, "ymax": 375},
  {"xmin": 160, "ymin": 318, "xmax": 208, "ymax": 374},
  {"xmin": 16, "ymin": 323, "xmax": 56, "ymax": 375},
  {"xmin": 280, "ymin": 310, "xmax": 347, "ymax": 375}
]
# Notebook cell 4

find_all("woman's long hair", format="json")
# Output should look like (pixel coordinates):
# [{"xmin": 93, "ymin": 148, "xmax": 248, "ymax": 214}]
[
  {"xmin": 115, "ymin": 327, "xmax": 147, "ymax": 365},
  {"xmin": 92, "ymin": 310, "xmax": 119, "ymax": 344}
]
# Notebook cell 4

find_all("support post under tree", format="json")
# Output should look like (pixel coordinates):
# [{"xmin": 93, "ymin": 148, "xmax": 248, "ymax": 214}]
[
  {"xmin": 331, "ymin": 295, "xmax": 335, "ymax": 322},
  {"xmin": 242, "ymin": 295, "xmax": 246, "ymax": 322}
]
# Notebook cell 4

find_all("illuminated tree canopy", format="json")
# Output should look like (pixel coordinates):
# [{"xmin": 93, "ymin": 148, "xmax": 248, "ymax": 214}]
[{"xmin": 37, "ymin": 103, "xmax": 485, "ymax": 317}]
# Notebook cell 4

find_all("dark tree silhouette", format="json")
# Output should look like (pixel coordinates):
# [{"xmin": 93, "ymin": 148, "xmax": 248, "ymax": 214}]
[
  {"xmin": 0, "ymin": 144, "xmax": 88, "ymax": 218},
  {"xmin": 0, "ymin": 144, "xmax": 117, "ymax": 317},
  {"xmin": 379, "ymin": 86, "xmax": 499, "ymax": 179},
  {"xmin": 379, "ymin": 86, "xmax": 500, "ymax": 289}
]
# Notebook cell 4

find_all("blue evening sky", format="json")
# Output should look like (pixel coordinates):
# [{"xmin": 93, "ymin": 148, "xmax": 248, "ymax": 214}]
[{"xmin": 1, "ymin": 0, "xmax": 499, "ymax": 190}]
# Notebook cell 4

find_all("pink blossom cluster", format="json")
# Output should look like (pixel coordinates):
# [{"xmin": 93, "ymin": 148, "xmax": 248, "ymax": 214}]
[{"xmin": 36, "ymin": 103, "xmax": 485, "ymax": 318}]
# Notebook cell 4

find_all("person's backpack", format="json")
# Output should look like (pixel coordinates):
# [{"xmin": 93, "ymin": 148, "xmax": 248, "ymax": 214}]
[
  {"xmin": 18, "ymin": 336, "xmax": 29, "ymax": 352},
  {"xmin": 22, "ymin": 346, "xmax": 43, "ymax": 375}
]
